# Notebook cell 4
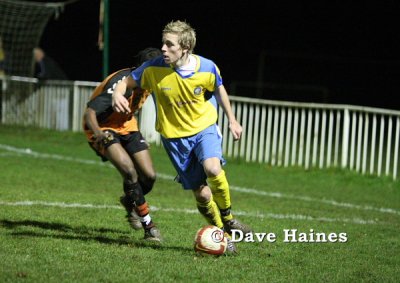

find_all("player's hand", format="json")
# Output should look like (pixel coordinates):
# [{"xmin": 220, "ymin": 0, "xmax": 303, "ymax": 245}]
[
  {"xmin": 229, "ymin": 120, "xmax": 242, "ymax": 141},
  {"xmin": 93, "ymin": 131, "xmax": 113, "ymax": 146},
  {"xmin": 112, "ymin": 93, "xmax": 131, "ymax": 114}
]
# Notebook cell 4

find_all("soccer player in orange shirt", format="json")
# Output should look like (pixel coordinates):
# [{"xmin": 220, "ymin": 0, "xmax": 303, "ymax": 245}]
[{"xmin": 83, "ymin": 48, "xmax": 162, "ymax": 241}]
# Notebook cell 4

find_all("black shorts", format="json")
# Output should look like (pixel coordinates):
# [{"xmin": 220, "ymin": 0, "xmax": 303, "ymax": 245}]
[{"xmin": 89, "ymin": 131, "xmax": 149, "ymax": 162}]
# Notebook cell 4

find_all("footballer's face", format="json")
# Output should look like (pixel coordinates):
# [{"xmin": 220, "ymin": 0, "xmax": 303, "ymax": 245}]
[{"xmin": 161, "ymin": 33, "xmax": 188, "ymax": 67}]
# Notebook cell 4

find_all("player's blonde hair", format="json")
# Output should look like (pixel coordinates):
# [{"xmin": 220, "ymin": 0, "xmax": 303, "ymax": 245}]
[{"xmin": 163, "ymin": 20, "xmax": 196, "ymax": 53}]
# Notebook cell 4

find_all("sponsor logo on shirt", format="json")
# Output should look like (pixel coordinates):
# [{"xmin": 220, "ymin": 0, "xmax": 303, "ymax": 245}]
[{"xmin": 194, "ymin": 86, "xmax": 202, "ymax": 95}]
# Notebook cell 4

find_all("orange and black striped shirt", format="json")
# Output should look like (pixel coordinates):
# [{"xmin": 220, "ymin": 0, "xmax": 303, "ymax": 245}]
[{"xmin": 83, "ymin": 68, "xmax": 150, "ymax": 141}]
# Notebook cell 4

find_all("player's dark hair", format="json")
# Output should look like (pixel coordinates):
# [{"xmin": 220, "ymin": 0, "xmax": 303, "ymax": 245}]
[{"xmin": 136, "ymin": 47, "xmax": 162, "ymax": 66}]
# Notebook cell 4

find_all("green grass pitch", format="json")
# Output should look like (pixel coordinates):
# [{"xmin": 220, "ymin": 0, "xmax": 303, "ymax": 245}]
[{"xmin": 0, "ymin": 125, "xmax": 399, "ymax": 282}]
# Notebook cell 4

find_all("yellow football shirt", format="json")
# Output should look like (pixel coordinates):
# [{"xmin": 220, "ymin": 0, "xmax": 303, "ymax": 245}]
[{"xmin": 132, "ymin": 55, "xmax": 221, "ymax": 138}]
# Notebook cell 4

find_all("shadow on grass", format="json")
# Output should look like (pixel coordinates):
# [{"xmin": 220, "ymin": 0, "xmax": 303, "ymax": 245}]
[{"xmin": 0, "ymin": 219, "xmax": 192, "ymax": 252}]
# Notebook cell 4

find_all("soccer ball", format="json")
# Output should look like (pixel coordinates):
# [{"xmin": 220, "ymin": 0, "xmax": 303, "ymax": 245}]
[{"xmin": 193, "ymin": 225, "xmax": 227, "ymax": 256}]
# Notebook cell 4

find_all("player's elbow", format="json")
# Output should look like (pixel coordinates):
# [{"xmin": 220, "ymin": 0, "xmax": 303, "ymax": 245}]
[{"xmin": 123, "ymin": 75, "xmax": 137, "ymax": 88}]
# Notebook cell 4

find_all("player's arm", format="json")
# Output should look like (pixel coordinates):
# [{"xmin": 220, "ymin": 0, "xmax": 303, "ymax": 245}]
[
  {"xmin": 214, "ymin": 85, "xmax": 242, "ymax": 141},
  {"xmin": 112, "ymin": 76, "xmax": 137, "ymax": 114},
  {"xmin": 83, "ymin": 107, "xmax": 110, "ymax": 144}
]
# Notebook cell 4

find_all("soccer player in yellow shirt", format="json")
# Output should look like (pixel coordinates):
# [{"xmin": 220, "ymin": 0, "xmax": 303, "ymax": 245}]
[{"xmin": 112, "ymin": 21, "xmax": 252, "ymax": 253}]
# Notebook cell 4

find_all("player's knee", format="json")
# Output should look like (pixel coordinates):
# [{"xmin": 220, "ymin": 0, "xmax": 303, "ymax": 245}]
[
  {"xmin": 124, "ymin": 168, "xmax": 138, "ymax": 182},
  {"xmin": 204, "ymin": 165, "xmax": 221, "ymax": 178},
  {"xmin": 123, "ymin": 181, "xmax": 145, "ymax": 205},
  {"xmin": 146, "ymin": 171, "xmax": 157, "ymax": 185},
  {"xmin": 203, "ymin": 157, "xmax": 222, "ymax": 177},
  {"xmin": 194, "ymin": 185, "xmax": 212, "ymax": 203},
  {"xmin": 140, "ymin": 174, "xmax": 156, "ymax": 195}
]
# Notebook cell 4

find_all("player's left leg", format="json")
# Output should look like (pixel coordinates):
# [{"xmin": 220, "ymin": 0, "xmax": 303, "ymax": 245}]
[
  {"xmin": 196, "ymin": 125, "xmax": 252, "ymax": 235},
  {"xmin": 203, "ymin": 157, "xmax": 252, "ymax": 235}
]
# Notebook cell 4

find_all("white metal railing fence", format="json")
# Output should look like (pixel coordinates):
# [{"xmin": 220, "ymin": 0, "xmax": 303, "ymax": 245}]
[
  {"xmin": 215, "ymin": 96, "xmax": 400, "ymax": 180},
  {"xmin": 1, "ymin": 76, "xmax": 399, "ymax": 180},
  {"xmin": 0, "ymin": 76, "xmax": 98, "ymax": 131}
]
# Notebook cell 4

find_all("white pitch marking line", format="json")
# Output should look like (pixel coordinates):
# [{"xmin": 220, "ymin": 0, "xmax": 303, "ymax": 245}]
[
  {"xmin": 229, "ymin": 186, "xmax": 400, "ymax": 215},
  {"xmin": 0, "ymin": 200, "xmax": 377, "ymax": 225},
  {"xmin": 1, "ymin": 144, "xmax": 399, "ymax": 216}
]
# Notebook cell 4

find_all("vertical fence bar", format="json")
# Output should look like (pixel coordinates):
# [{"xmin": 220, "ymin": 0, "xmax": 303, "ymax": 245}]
[
  {"xmin": 264, "ymin": 106, "xmax": 273, "ymax": 163},
  {"xmin": 349, "ymin": 111, "xmax": 357, "ymax": 170},
  {"xmin": 362, "ymin": 113, "xmax": 369, "ymax": 174},
  {"xmin": 278, "ymin": 107, "xmax": 286, "ymax": 166},
  {"xmin": 305, "ymin": 109, "xmax": 313, "ymax": 169},
  {"xmin": 258, "ymin": 105, "xmax": 267, "ymax": 163},
  {"xmin": 385, "ymin": 117, "xmax": 392, "ymax": 176},
  {"xmin": 341, "ymin": 108, "xmax": 350, "ymax": 169},
  {"xmin": 370, "ymin": 114, "xmax": 377, "ymax": 174},
  {"xmin": 72, "ymin": 83, "xmax": 80, "ymax": 132},
  {"xmin": 284, "ymin": 108, "xmax": 292, "ymax": 167},
  {"xmin": 334, "ymin": 110, "xmax": 341, "ymax": 167},
  {"xmin": 377, "ymin": 116, "xmax": 385, "ymax": 176},
  {"xmin": 326, "ymin": 110, "xmax": 334, "ymax": 167},
  {"xmin": 356, "ymin": 113, "xmax": 363, "ymax": 172},
  {"xmin": 291, "ymin": 108, "xmax": 299, "ymax": 166},
  {"xmin": 298, "ymin": 109, "xmax": 306, "ymax": 167},
  {"xmin": 271, "ymin": 107, "xmax": 280, "ymax": 166},
  {"xmin": 252, "ymin": 104, "xmax": 260, "ymax": 162},
  {"xmin": 319, "ymin": 110, "xmax": 327, "ymax": 168},
  {"xmin": 312, "ymin": 109, "xmax": 320, "ymax": 167},
  {"xmin": 393, "ymin": 117, "xmax": 399, "ymax": 180}
]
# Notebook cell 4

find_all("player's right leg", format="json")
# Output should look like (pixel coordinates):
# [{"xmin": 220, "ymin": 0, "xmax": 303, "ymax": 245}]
[
  {"xmin": 122, "ymin": 131, "xmax": 156, "ymax": 196},
  {"xmin": 192, "ymin": 185, "xmax": 223, "ymax": 229},
  {"xmin": 161, "ymin": 135, "xmax": 236, "ymax": 251},
  {"xmin": 105, "ymin": 142, "xmax": 161, "ymax": 241},
  {"xmin": 192, "ymin": 185, "xmax": 236, "ymax": 254},
  {"xmin": 161, "ymin": 136, "xmax": 225, "ymax": 229},
  {"xmin": 130, "ymin": 149, "xmax": 156, "ymax": 196}
]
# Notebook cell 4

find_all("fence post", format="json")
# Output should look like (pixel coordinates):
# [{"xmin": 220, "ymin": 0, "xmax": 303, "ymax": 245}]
[
  {"xmin": 71, "ymin": 83, "xmax": 80, "ymax": 132},
  {"xmin": 341, "ymin": 108, "xmax": 350, "ymax": 168}
]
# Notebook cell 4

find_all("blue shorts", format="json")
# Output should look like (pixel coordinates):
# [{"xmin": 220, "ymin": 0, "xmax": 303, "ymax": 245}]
[{"xmin": 161, "ymin": 124, "xmax": 226, "ymax": 190}]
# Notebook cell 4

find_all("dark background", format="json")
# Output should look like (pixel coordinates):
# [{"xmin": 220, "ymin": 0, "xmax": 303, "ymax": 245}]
[{"xmin": 37, "ymin": 0, "xmax": 399, "ymax": 110}]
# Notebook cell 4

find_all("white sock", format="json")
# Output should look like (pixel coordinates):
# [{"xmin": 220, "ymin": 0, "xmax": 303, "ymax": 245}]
[{"xmin": 140, "ymin": 214, "xmax": 152, "ymax": 226}]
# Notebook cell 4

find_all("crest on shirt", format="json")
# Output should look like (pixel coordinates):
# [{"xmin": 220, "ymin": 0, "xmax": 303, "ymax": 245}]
[{"xmin": 193, "ymin": 87, "xmax": 202, "ymax": 95}]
